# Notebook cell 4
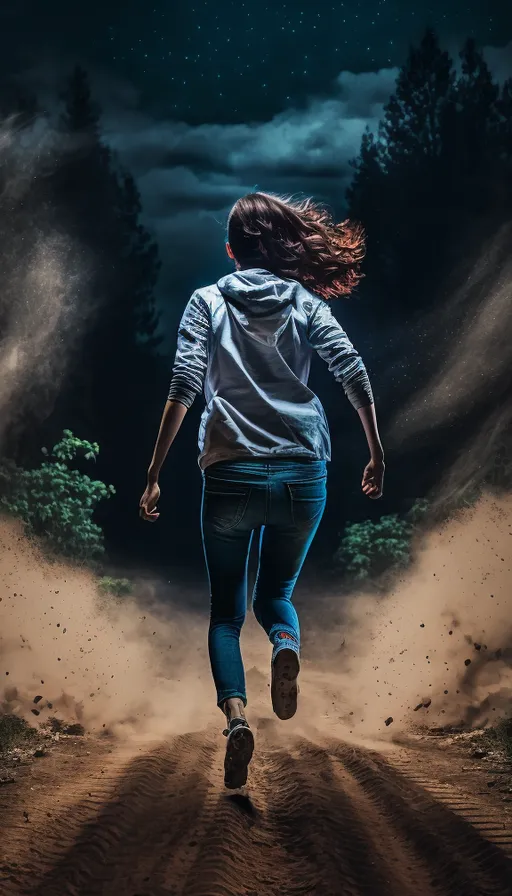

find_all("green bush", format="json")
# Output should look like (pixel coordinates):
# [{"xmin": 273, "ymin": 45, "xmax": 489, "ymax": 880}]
[
  {"xmin": 334, "ymin": 499, "xmax": 429, "ymax": 582},
  {"xmin": 97, "ymin": 576, "xmax": 133, "ymax": 597},
  {"xmin": 1, "ymin": 430, "xmax": 115, "ymax": 563}
]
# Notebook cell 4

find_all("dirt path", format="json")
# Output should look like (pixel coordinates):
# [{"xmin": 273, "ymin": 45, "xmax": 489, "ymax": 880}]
[{"xmin": 1, "ymin": 725, "xmax": 511, "ymax": 896}]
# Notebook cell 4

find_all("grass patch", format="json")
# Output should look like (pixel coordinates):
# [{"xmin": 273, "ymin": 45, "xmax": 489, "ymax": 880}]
[{"xmin": 0, "ymin": 714, "xmax": 38, "ymax": 752}]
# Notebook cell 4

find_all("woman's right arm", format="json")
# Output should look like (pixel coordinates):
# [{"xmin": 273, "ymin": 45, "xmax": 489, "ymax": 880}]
[{"xmin": 357, "ymin": 403, "xmax": 385, "ymax": 499}]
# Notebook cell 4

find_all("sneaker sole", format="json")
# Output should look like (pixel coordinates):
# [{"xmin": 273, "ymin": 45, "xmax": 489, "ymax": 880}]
[
  {"xmin": 271, "ymin": 647, "xmax": 300, "ymax": 720},
  {"xmin": 224, "ymin": 725, "xmax": 254, "ymax": 790}
]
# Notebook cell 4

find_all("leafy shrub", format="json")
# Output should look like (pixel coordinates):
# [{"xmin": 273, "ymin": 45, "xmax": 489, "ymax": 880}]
[
  {"xmin": 334, "ymin": 499, "xmax": 429, "ymax": 582},
  {"xmin": 97, "ymin": 576, "xmax": 133, "ymax": 597},
  {"xmin": 1, "ymin": 430, "xmax": 115, "ymax": 563}
]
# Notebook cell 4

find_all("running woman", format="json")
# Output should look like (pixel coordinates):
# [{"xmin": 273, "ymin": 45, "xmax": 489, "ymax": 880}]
[{"xmin": 139, "ymin": 192, "xmax": 384, "ymax": 789}]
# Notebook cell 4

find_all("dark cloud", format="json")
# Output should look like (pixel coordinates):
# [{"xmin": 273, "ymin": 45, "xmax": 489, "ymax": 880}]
[
  {"xmin": 136, "ymin": 167, "xmax": 242, "ymax": 217},
  {"xmin": 101, "ymin": 65, "xmax": 398, "ymax": 334}
]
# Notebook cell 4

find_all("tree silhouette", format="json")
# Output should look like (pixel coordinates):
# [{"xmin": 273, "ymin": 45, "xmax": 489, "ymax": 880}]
[
  {"xmin": 343, "ymin": 28, "xmax": 512, "ymax": 519},
  {"xmin": 347, "ymin": 28, "xmax": 511, "ymax": 322},
  {"xmin": 381, "ymin": 28, "xmax": 454, "ymax": 168},
  {"xmin": 50, "ymin": 67, "xmax": 164, "ymax": 550},
  {"xmin": 348, "ymin": 29, "xmax": 457, "ymax": 319}
]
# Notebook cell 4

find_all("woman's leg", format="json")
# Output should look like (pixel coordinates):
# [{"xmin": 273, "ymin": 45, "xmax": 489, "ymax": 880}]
[
  {"xmin": 201, "ymin": 469, "xmax": 258, "ymax": 788},
  {"xmin": 203, "ymin": 524, "xmax": 254, "ymax": 711},
  {"xmin": 252, "ymin": 463, "xmax": 327, "ymax": 718},
  {"xmin": 252, "ymin": 470, "xmax": 327, "ymax": 644},
  {"xmin": 201, "ymin": 476, "xmax": 255, "ymax": 713}
]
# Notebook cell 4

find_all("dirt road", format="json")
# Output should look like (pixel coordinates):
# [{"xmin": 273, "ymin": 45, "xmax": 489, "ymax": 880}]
[{"xmin": 1, "ymin": 724, "xmax": 511, "ymax": 896}]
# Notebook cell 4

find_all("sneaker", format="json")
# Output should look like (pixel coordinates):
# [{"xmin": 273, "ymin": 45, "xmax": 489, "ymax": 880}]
[
  {"xmin": 223, "ymin": 718, "xmax": 254, "ymax": 789},
  {"xmin": 271, "ymin": 633, "xmax": 300, "ymax": 720}
]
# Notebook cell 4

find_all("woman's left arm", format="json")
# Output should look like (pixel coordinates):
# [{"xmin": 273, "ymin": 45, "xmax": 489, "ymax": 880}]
[
  {"xmin": 140, "ymin": 400, "xmax": 189, "ymax": 521},
  {"xmin": 147, "ymin": 399, "xmax": 190, "ymax": 485}
]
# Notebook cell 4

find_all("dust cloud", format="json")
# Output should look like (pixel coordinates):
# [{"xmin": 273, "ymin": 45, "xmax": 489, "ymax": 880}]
[
  {"xmin": 390, "ymin": 222, "xmax": 512, "ymax": 445},
  {"xmin": 1, "ymin": 493, "xmax": 511, "ymax": 746},
  {"xmin": 0, "ymin": 517, "xmax": 220, "ymax": 739},
  {"xmin": 387, "ymin": 223, "xmax": 512, "ymax": 519},
  {"xmin": 0, "ymin": 115, "xmax": 89, "ymax": 438},
  {"xmin": 298, "ymin": 493, "xmax": 512, "ymax": 741}
]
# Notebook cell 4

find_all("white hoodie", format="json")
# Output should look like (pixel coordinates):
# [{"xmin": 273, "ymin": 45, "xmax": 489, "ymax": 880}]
[{"xmin": 168, "ymin": 268, "xmax": 373, "ymax": 470}]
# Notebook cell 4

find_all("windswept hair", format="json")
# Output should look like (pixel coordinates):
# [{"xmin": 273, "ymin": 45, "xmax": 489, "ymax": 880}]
[{"xmin": 227, "ymin": 191, "xmax": 365, "ymax": 300}]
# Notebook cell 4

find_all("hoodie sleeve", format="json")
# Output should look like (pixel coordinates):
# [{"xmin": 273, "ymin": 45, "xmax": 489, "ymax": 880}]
[
  {"xmin": 168, "ymin": 291, "xmax": 210, "ymax": 408},
  {"xmin": 307, "ymin": 299, "xmax": 373, "ymax": 409}
]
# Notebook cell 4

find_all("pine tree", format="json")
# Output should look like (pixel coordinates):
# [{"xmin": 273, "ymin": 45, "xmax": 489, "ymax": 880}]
[
  {"xmin": 344, "ymin": 29, "xmax": 511, "ymax": 517},
  {"xmin": 346, "ymin": 30, "xmax": 457, "ymax": 318},
  {"xmin": 379, "ymin": 28, "xmax": 454, "ymax": 171},
  {"xmin": 453, "ymin": 39, "xmax": 500, "ymax": 212},
  {"xmin": 346, "ymin": 29, "xmax": 508, "ymax": 318},
  {"xmin": 346, "ymin": 130, "xmax": 382, "ymax": 220},
  {"xmin": 346, "ymin": 129, "xmax": 394, "ymax": 313}
]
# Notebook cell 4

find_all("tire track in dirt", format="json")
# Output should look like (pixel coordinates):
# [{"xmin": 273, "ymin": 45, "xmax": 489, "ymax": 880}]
[
  {"xmin": 384, "ymin": 749, "xmax": 512, "ymax": 856},
  {"xmin": 30, "ymin": 733, "xmax": 217, "ymax": 896},
  {"xmin": 179, "ymin": 736, "xmax": 300, "ymax": 896},
  {"xmin": 181, "ymin": 719, "xmax": 370, "ymax": 896},
  {"xmin": 0, "ymin": 738, "xmax": 131, "ymax": 895},
  {"xmin": 1, "ymin": 729, "xmax": 512, "ymax": 896},
  {"xmin": 264, "ymin": 739, "xmax": 397, "ymax": 896},
  {"xmin": 291, "ymin": 739, "xmax": 435, "ymax": 896},
  {"xmin": 329, "ymin": 741, "xmax": 512, "ymax": 896}
]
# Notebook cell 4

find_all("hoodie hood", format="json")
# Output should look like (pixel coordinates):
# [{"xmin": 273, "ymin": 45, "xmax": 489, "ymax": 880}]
[{"xmin": 217, "ymin": 268, "xmax": 300, "ymax": 316}]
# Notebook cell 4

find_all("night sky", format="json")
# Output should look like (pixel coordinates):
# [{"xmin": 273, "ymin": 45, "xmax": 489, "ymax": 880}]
[
  {"xmin": 2, "ymin": 1, "xmax": 511, "ymax": 124},
  {"xmin": 1, "ymin": 1, "xmax": 512, "ymax": 337}
]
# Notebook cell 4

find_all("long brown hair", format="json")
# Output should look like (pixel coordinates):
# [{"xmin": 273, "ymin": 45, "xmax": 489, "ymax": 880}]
[{"xmin": 227, "ymin": 191, "xmax": 365, "ymax": 300}]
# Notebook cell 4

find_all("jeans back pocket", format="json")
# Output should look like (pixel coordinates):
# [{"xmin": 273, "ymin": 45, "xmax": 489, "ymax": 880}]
[
  {"xmin": 203, "ymin": 478, "xmax": 252, "ymax": 531},
  {"xmin": 286, "ymin": 475, "xmax": 327, "ymax": 528}
]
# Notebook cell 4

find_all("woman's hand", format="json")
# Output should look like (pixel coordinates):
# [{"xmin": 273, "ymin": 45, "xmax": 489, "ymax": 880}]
[
  {"xmin": 362, "ymin": 457, "xmax": 385, "ymax": 499},
  {"xmin": 139, "ymin": 481, "xmax": 161, "ymax": 522}
]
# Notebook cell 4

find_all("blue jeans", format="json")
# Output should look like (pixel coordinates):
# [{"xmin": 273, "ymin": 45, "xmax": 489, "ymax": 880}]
[{"xmin": 201, "ymin": 457, "xmax": 327, "ymax": 708}]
